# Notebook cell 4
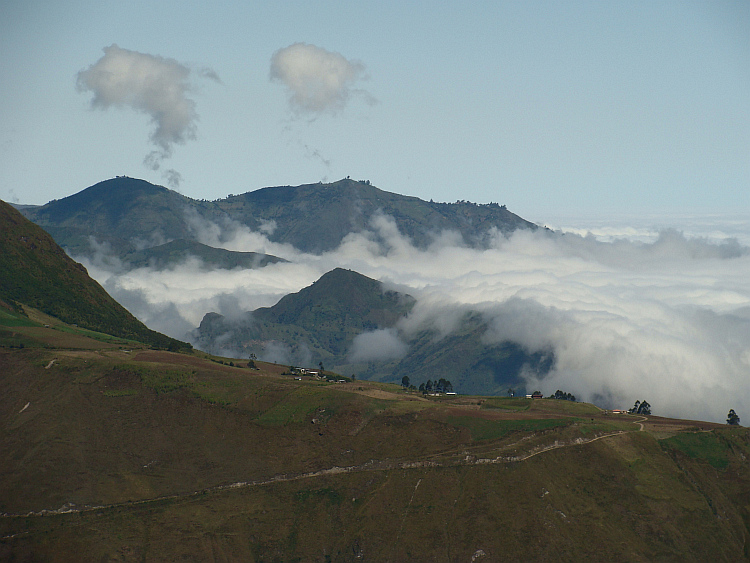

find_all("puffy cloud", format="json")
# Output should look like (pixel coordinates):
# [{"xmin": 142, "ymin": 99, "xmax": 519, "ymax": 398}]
[
  {"xmin": 270, "ymin": 43, "xmax": 374, "ymax": 115},
  {"xmin": 76, "ymin": 45, "xmax": 219, "ymax": 182}
]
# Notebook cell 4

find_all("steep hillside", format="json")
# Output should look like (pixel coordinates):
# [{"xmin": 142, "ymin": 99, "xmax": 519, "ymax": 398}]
[
  {"xmin": 0, "ymin": 199, "xmax": 188, "ymax": 350},
  {"xmin": 21, "ymin": 176, "xmax": 537, "ymax": 258}
]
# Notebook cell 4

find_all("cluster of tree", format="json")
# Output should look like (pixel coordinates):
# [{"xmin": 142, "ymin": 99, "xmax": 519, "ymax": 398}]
[
  {"xmin": 401, "ymin": 376, "xmax": 453, "ymax": 394},
  {"xmin": 550, "ymin": 390, "xmax": 576, "ymax": 401},
  {"xmin": 628, "ymin": 400, "xmax": 651, "ymax": 415},
  {"xmin": 727, "ymin": 409, "xmax": 741, "ymax": 426}
]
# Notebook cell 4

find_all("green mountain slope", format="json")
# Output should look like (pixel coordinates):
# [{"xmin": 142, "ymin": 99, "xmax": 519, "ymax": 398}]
[
  {"xmin": 0, "ymin": 199, "xmax": 188, "ymax": 350},
  {"xmin": 21, "ymin": 176, "xmax": 537, "ymax": 257},
  {"xmin": 196, "ymin": 269, "xmax": 551, "ymax": 394}
]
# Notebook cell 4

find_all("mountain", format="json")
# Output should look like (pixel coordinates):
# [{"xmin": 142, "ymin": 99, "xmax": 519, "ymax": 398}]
[
  {"xmin": 1, "ymin": 323, "xmax": 749, "ymax": 561},
  {"xmin": 196, "ymin": 267, "xmax": 416, "ymax": 361},
  {"xmin": 21, "ymin": 176, "xmax": 538, "ymax": 258},
  {"xmin": 20, "ymin": 176, "xmax": 211, "ymax": 258},
  {"xmin": 196, "ymin": 268, "xmax": 551, "ymax": 394},
  {"xmin": 213, "ymin": 178, "xmax": 538, "ymax": 253},
  {"xmin": 123, "ymin": 239, "xmax": 287, "ymax": 271},
  {"xmin": 0, "ymin": 199, "xmax": 188, "ymax": 350}
]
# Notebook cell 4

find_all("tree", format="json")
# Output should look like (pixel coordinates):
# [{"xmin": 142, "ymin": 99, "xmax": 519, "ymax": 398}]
[
  {"xmin": 727, "ymin": 409, "xmax": 741, "ymax": 426},
  {"xmin": 507, "ymin": 387, "xmax": 515, "ymax": 397},
  {"xmin": 401, "ymin": 375, "xmax": 410, "ymax": 389},
  {"xmin": 629, "ymin": 400, "xmax": 651, "ymax": 415},
  {"xmin": 553, "ymin": 389, "xmax": 576, "ymax": 402},
  {"xmin": 425, "ymin": 380, "xmax": 433, "ymax": 393},
  {"xmin": 418, "ymin": 383, "xmax": 426, "ymax": 394}
]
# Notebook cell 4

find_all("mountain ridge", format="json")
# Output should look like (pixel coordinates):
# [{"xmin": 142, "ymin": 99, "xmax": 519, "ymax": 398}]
[{"xmin": 21, "ymin": 176, "xmax": 538, "ymax": 257}]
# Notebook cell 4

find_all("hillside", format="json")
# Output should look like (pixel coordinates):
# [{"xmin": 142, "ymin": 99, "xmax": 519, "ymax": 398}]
[
  {"xmin": 0, "ymin": 199, "xmax": 188, "ymax": 350},
  {"xmin": 123, "ymin": 239, "xmax": 286, "ymax": 271},
  {"xmin": 196, "ymin": 269, "xmax": 552, "ymax": 395},
  {"xmin": 1, "ymin": 325, "xmax": 749, "ymax": 561},
  {"xmin": 196, "ymin": 267, "xmax": 415, "ymax": 359},
  {"xmin": 21, "ymin": 176, "xmax": 537, "ymax": 258}
]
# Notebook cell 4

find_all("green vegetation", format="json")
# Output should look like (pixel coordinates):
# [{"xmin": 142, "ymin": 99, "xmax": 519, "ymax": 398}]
[
  {"xmin": 0, "ymin": 200, "xmax": 190, "ymax": 351},
  {"xmin": 0, "ymin": 308, "xmax": 38, "ymax": 327},
  {"xmin": 446, "ymin": 415, "xmax": 573, "ymax": 441},
  {"xmin": 660, "ymin": 432, "xmax": 731, "ymax": 469},
  {"xmin": 481, "ymin": 397, "xmax": 531, "ymax": 411}
]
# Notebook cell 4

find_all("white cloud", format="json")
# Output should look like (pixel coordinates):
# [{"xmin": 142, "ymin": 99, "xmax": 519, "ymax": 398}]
[
  {"xmin": 349, "ymin": 328, "xmax": 409, "ymax": 363},
  {"xmin": 270, "ymin": 43, "xmax": 374, "ymax": 116},
  {"xmin": 78, "ymin": 213, "xmax": 750, "ymax": 423},
  {"xmin": 76, "ymin": 44, "xmax": 219, "ymax": 182}
]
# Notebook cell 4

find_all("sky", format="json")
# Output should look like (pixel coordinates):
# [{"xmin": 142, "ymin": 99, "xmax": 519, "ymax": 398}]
[{"xmin": 1, "ymin": 0, "xmax": 748, "ymax": 220}]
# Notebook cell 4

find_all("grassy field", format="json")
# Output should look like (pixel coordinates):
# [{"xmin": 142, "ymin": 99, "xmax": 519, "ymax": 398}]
[{"xmin": 1, "ymin": 321, "xmax": 748, "ymax": 562}]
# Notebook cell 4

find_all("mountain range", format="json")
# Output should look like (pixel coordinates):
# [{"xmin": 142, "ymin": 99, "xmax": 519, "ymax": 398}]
[
  {"xmin": 20, "ymin": 176, "xmax": 538, "ymax": 260},
  {"xmin": 18, "ymin": 176, "xmax": 548, "ymax": 392}
]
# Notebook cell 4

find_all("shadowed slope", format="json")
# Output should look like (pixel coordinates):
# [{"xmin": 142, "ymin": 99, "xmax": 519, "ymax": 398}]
[{"xmin": 0, "ymin": 199, "xmax": 188, "ymax": 350}]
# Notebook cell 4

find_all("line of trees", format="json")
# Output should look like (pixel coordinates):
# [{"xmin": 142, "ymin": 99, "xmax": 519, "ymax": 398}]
[
  {"xmin": 550, "ymin": 390, "xmax": 576, "ymax": 401},
  {"xmin": 401, "ymin": 376, "xmax": 453, "ymax": 394}
]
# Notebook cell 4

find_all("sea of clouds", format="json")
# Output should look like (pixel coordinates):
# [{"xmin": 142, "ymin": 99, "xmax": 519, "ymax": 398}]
[{"xmin": 79, "ymin": 211, "xmax": 750, "ymax": 424}]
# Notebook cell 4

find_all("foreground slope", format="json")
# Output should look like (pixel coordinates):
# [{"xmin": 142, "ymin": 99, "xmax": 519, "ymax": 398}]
[
  {"xmin": 1, "ymin": 328, "xmax": 749, "ymax": 561},
  {"xmin": 0, "ymin": 199, "xmax": 187, "ymax": 350}
]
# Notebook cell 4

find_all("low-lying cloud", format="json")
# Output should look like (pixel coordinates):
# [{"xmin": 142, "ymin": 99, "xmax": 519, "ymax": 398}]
[
  {"xmin": 78, "ymin": 211, "xmax": 750, "ymax": 424},
  {"xmin": 270, "ymin": 43, "xmax": 374, "ymax": 116},
  {"xmin": 349, "ymin": 328, "xmax": 409, "ymax": 363},
  {"xmin": 76, "ymin": 44, "xmax": 219, "ymax": 185}
]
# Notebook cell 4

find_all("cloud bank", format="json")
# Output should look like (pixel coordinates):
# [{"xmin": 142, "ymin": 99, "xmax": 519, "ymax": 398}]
[
  {"xmin": 76, "ymin": 45, "xmax": 218, "ymax": 185},
  {"xmin": 270, "ymin": 43, "xmax": 374, "ymax": 116},
  {"xmin": 78, "ymin": 213, "xmax": 750, "ymax": 424}
]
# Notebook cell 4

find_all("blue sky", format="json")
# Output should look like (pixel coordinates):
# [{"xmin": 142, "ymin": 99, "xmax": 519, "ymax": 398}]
[{"xmin": 2, "ymin": 0, "xmax": 748, "ymax": 220}]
